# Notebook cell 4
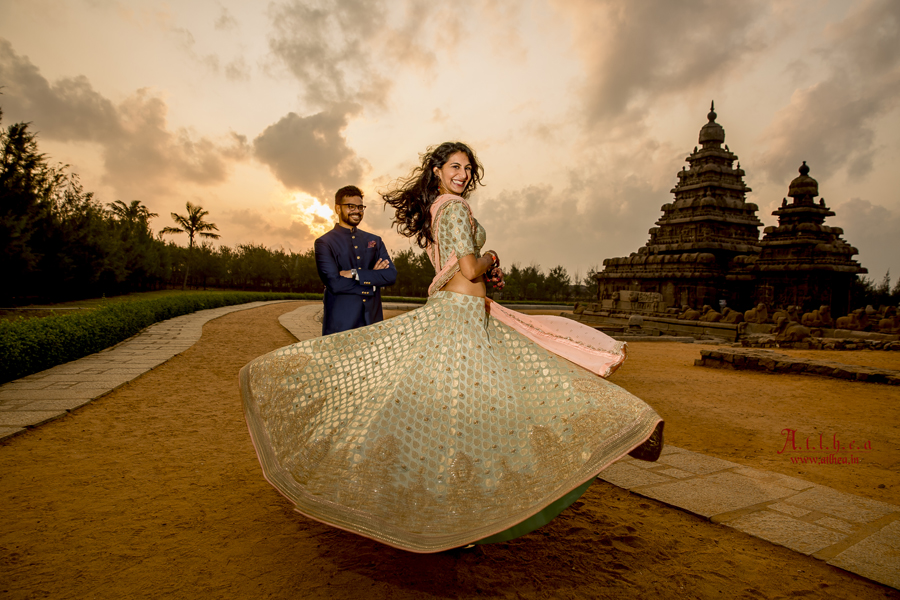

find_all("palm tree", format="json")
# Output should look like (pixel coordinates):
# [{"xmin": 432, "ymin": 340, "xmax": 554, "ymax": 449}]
[
  {"xmin": 108, "ymin": 200, "xmax": 160, "ymax": 290},
  {"xmin": 161, "ymin": 201, "xmax": 220, "ymax": 290},
  {"xmin": 108, "ymin": 199, "xmax": 157, "ymax": 225}
]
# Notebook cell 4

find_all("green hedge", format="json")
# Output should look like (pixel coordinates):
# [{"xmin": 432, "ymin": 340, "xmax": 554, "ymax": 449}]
[{"xmin": 0, "ymin": 292, "xmax": 321, "ymax": 384}]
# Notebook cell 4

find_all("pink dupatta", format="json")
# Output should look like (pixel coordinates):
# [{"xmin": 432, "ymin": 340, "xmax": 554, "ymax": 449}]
[{"xmin": 425, "ymin": 195, "xmax": 626, "ymax": 378}]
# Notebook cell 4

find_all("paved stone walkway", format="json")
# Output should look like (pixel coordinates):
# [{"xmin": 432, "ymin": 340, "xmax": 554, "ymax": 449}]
[
  {"xmin": 605, "ymin": 451, "xmax": 899, "ymax": 589},
  {"xmin": 1, "ymin": 301, "xmax": 897, "ymax": 590}
]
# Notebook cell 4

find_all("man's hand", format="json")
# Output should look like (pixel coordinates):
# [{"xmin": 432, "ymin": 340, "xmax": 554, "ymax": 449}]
[
  {"xmin": 339, "ymin": 270, "xmax": 353, "ymax": 278},
  {"xmin": 373, "ymin": 258, "xmax": 390, "ymax": 270}
]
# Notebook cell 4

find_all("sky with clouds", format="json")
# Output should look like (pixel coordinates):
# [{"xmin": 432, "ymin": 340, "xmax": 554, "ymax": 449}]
[{"xmin": 1, "ymin": 0, "xmax": 898, "ymax": 284}]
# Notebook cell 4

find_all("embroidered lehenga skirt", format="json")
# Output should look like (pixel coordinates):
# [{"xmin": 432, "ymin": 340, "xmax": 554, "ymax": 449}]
[{"xmin": 241, "ymin": 291, "xmax": 662, "ymax": 552}]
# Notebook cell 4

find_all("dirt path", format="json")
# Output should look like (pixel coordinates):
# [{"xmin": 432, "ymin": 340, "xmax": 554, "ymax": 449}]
[
  {"xmin": 0, "ymin": 303, "xmax": 897, "ymax": 599},
  {"xmin": 609, "ymin": 343, "xmax": 900, "ymax": 507}
]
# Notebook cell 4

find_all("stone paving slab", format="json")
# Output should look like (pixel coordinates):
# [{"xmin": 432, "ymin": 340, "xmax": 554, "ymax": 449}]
[
  {"xmin": 1, "ymin": 410, "xmax": 67, "ymax": 427},
  {"xmin": 19, "ymin": 399, "xmax": 96, "ymax": 412},
  {"xmin": 636, "ymin": 471, "xmax": 798, "ymax": 517},
  {"xmin": 769, "ymin": 501, "xmax": 813, "ymax": 518},
  {"xmin": 656, "ymin": 449, "xmax": 738, "ymax": 475},
  {"xmin": 0, "ymin": 300, "xmax": 294, "ymax": 439},
  {"xmin": 782, "ymin": 485, "xmax": 899, "ymax": 524},
  {"xmin": 0, "ymin": 426, "xmax": 24, "ymax": 439},
  {"xmin": 0, "ymin": 389, "xmax": 98, "ymax": 401},
  {"xmin": 727, "ymin": 510, "xmax": 848, "ymax": 555},
  {"xmin": 596, "ymin": 461, "xmax": 672, "ymax": 488},
  {"xmin": 729, "ymin": 465, "xmax": 816, "ymax": 491},
  {"xmin": 1, "ymin": 380, "xmax": 63, "ymax": 391},
  {"xmin": 278, "ymin": 303, "xmax": 325, "ymax": 340},
  {"xmin": 828, "ymin": 519, "xmax": 900, "ymax": 590}
]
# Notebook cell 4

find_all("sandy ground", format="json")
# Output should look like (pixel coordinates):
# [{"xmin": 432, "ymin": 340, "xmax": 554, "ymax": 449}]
[{"xmin": 1, "ymin": 301, "xmax": 898, "ymax": 600}]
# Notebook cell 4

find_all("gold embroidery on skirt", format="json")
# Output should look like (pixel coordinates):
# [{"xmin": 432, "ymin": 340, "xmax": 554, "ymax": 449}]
[{"xmin": 243, "ymin": 292, "xmax": 661, "ymax": 550}]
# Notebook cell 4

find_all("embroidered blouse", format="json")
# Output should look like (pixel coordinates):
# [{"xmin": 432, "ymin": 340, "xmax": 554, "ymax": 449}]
[{"xmin": 426, "ymin": 196, "xmax": 486, "ymax": 296}]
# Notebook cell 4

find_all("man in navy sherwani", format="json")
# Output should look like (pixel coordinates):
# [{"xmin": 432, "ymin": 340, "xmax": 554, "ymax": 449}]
[{"xmin": 314, "ymin": 186, "xmax": 397, "ymax": 335}]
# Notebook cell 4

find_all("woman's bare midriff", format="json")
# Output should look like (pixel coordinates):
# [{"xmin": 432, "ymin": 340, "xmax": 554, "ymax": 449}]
[{"xmin": 441, "ymin": 271, "xmax": 486, "ymax": 298}]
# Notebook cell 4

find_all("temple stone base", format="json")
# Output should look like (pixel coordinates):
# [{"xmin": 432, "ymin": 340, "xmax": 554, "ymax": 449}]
[{"xmin": 695, "ymin": 348, "xmax": 900, "ymax": 384}]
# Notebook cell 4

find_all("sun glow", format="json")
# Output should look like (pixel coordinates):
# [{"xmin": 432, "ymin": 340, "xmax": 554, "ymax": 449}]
[{"xmin": 290, "ymin": 192, "xmax": 335, "ymax": 238}]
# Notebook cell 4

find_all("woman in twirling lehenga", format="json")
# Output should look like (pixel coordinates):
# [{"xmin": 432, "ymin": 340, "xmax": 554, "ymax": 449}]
[{"xmin": 240, "ymin": 141, "xmax": 664, "ymax": 553}]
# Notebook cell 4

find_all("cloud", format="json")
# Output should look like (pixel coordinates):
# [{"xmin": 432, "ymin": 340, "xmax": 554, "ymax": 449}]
[
  {"xmin": 214, "ymin": 5, "xmax": 238, "ymax": 31},
  {"xmin": 169, "ymin": 26, "xmax": 221, "ymax": 74},
  {"xmin": 0, "ymin": 38, "xmax": 247, "ymax": 196},
  {"xmin": 557, "ymin": 0, "xmax": 771, "ymax": 128},
  {"xmin": 106, "ymin": 90, "xmax": 246, "ymax": 188},
  {"xmin": 220, "ymin": 199, "xmax": 345, "ymax": 251},
  {"xmin": 261, "ymin": 0, "xmax": 536, "ymax": 210},
  {"xmin": 474, "ymin": 140, "xmax": 679, "ymax": 275},
  {"xmin": 225, "ymin": 56, "xmax": 251, "ymax": 82},
  {"xmin": 830, "ymin": 197, "xmax": 900, "ymax": 281},
  {"xmin": 480, "ymin": 0, "xmax": 528, "ymax": 59},
  {"xmin": 0, "ymin": 38, "xmax": 120, "ymax": 142},
  {"xmin": 755, "ymin": 0, "xmax": 900, "ymax": 185},
  {"xmin": 266, "ymin": 0, "xmax": 393, "ymax": 109},
  {"xmin": 223, "ymin": 207, "xmax": 315, "ymax": 243},
  {"xmin": 253, "ymin": 105, "xmax": 369, "ymax": 199},
  {"xmin": 265, "ymin": 0, "xmax": 467, "ymax": 110}
]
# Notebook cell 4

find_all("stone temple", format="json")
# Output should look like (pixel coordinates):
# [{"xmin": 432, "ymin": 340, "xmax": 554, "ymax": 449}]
[
  {"xmin": 595, "ymin": 103, "xmax": 866, "ymax": 314},
  {"xmin": 738, "ymin": 161, "xmax": 867, "ymax": 316}
]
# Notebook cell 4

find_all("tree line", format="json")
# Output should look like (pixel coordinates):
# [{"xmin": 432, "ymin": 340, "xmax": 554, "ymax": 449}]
[
  {"xmin": 1, "ymin": 108, "xmax": 594, "ymax": 305},
  {"xmin": 6, "ymin": 106, "xmax": 898, "ymax": 309},
  {"xmin": 851, "ymin": 271, "xmax": 900, "ymax": 310}
]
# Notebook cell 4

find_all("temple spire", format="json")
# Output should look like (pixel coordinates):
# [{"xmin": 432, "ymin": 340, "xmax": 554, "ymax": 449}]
[{"xmin": 699, "ymin": 100, "xmax": 725, "ymax": 147}]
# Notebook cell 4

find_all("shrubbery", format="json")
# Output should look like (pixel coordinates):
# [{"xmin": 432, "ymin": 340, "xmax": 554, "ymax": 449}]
[{"xmin": 0, "ymin": 292, "xmax": 321, "ymax": 384}]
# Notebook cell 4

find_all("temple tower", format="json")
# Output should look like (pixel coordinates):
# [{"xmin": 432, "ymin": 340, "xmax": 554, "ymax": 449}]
[
  {"xmin": 751, "ymin": 162, "xmax": 866, "ymax": 315},
  {"xmin": 596, "ymin": 103, "xmax": 763, "ymax": 309}
]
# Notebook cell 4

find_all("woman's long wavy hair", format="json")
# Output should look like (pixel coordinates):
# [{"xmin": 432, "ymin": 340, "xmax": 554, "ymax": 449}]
[{"xmin": 382, "ymin": 141, "xmax": 484, "ymax": 249}]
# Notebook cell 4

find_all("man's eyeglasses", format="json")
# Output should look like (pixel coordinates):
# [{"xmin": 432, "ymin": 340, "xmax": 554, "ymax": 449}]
[{"xmin": 341, "ymin": 204, "xmax": 366, "ymax": 213}]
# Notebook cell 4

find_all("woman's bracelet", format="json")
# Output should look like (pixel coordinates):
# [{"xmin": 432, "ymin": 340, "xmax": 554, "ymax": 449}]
[{"xmin": 484, "ymin": 251, "xmax": 499, "ymax": 268}]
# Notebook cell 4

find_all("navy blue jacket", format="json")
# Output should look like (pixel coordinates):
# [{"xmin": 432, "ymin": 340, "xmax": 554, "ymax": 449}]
[{"xmin": 314, "ymin": 224, "xmax": 397, "ymax": 336}]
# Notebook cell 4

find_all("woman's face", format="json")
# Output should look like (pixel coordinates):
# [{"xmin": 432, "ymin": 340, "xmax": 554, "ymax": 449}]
[{"xmin": 433, "ymin": 151, "xmax": 472, "ymax": 195}]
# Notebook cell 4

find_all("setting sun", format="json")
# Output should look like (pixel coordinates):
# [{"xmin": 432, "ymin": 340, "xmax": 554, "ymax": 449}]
[{"xmin": 290, "ymin": 192, "xmax": 334, "ymax": 238}]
